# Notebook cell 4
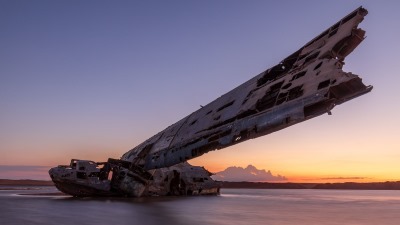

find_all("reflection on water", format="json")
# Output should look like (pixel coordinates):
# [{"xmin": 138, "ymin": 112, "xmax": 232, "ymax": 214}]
[{"xmin": 1, "ymin": 187, "xmax": 400, "ymax": 225}]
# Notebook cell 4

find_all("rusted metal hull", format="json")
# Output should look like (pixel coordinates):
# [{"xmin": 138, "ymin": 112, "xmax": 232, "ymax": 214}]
[
  {"xmin": 49, "ymin": 7, "xmax": 371, "ymax": 198},
  {"xmin": 49, "ymin": 160, "xmax": 220, "ymax": 197},
  {"xmin": 52, "ymin": 180, "xmax": 118, "ymax": 197}
]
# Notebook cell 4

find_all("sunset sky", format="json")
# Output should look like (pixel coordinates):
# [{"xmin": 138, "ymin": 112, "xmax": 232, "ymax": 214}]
[{"xmin": 1, "ymin": 1, "xmax": 399, "ymax": 182}]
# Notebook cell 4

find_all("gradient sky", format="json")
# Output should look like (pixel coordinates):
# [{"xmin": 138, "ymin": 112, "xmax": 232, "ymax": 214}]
[{"xmin": 1, "ymin": 1, "xmax": 399, "ymax": 182}]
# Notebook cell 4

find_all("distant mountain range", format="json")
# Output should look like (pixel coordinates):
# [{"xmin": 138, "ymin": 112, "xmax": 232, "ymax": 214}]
[{"xmin": 212, "ymin": 165, "xmax": 287, "ymax": 182}]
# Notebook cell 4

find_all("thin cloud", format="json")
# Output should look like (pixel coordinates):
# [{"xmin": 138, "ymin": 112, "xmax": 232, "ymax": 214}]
[
  {"xmin": 0, "ymin": 165, "xmax": 49, "ymax": 172},
  {"xmin": 0, "ymin": 165, "xmax": 51, "ymax": 180},
  {"xmin": 321, "ymin": 177, "xmax": 368, "ymax": 180}
]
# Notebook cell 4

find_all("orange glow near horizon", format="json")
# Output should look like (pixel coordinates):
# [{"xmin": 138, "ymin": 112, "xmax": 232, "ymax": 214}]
[
  {"xmin": 3, "ymin": 126, "xmax": 395, "ymax": 183},
  {"xmin": 3, "ymin": 117, "xmax": 400, "ymax": 183}
]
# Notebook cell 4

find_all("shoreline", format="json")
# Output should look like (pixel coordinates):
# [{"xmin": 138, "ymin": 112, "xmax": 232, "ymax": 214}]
[
  {"xmin": 0, "ymin": 179, "xmax": 54, "ymax": 186},
  {"xmin": 220, "ymin": 181, "xmax": 400, "ymax": 190},
  {"xmin": 2, "ymin": 179, "xmax": 400, "ymax": 190}
]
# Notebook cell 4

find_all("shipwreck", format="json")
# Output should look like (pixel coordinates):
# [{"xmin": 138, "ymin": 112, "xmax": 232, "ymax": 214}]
[{"xmin": 49, "ymin": 7, "xmax": 372, "ymax": 197}]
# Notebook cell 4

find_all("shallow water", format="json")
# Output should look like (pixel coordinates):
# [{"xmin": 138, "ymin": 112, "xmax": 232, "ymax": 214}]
[{"xmin": 1, "ymin": 187, "xmax": 400, "ymax": 225}]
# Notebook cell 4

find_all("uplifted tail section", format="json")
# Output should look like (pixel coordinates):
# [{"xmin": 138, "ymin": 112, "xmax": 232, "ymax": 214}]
[{"xmin": 120, "ymin": 7, "xmax": 371, "ymax": 170}]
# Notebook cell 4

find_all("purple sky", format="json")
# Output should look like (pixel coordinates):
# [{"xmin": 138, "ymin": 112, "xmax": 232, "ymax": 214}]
[{"xmin": 1, "ymin": 1, "xmax": 400, "ymax": 181}]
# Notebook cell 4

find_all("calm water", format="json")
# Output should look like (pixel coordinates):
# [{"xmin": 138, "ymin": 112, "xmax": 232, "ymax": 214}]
[{"xmin": 1, "ymin": 186, "xmax": 400, "ymax": 225}]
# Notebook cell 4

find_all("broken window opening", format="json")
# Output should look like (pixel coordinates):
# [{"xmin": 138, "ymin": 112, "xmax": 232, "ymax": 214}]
[
  {"xmin": 275, "ymin": 85, "xmax": 304, "ymax": 105},
  {"xmin": 304, "ymin": 51, "xmax": 320, "ymax": 65},
  {"xmin": 270, "ymin": 81, "xmax": 284, "ymax": 91},
  {"xmin": 282, "ymin": 82, "xmax": 292, "ymax": 90},
  {"xmin": 255, "ymin": 80, "xmax": 286, "ymax": 110},
  {"xmin": 275, "ymin": 92, "xmax": 288, "ymax": 105},
  {"xmin": 287, "ymin": 85, "xmax": 304, "ymax": 101},
  {"xmin": 217, "ymin": 101, "xmax": 235, "ymax": 112},
  {"xmin": 257, "ymin": 63, "xmax": 289, "ymax": 87},
  {"xmin": 318, "ymin": 80, "xmax": 331, "ymax": 90},
  {"xmin": 314, "ymin": 62, "xmax": 323, "ymax": 70},
  {"xmin": 256, "ymin": 90, "xmax": 279, "ymax": 111},
  {"xmin": 290, "ymin": 70, "xmax": 307, "ymax": 81},
  {"xmin": 281, "ymin": 50, "xmax": 301, "ymax": 69}
]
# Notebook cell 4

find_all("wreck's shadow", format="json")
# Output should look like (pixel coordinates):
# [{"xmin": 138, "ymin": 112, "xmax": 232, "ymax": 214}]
[
  {"xmin": 57, "ymin": 194, "xmax": 220, "ymax": 203},
  {"xmin": 53, "ymin": 195, "xmax": 221, "ymax": 225}
]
